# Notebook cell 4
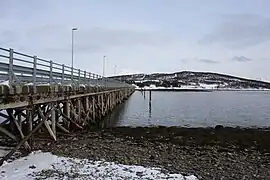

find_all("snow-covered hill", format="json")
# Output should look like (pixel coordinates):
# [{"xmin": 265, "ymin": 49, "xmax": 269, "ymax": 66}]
[{"xmin": 110, "ymin": 71, "xmax": 270, "ymax": 90}]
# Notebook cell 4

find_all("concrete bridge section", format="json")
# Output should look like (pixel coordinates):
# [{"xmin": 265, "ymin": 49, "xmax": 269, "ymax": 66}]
[{"xmin": 0, "ymin": 47, "xmax": 135, "ymax": 164}]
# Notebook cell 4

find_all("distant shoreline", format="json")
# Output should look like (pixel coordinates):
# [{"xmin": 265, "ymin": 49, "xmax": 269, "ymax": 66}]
[
  {"xmin": 136, "ymin": 88, "xmax": 212, "ymax": 92},
  {"xmin": 135, "ymin": 88, "xmax": 270, "ymax": 92}
]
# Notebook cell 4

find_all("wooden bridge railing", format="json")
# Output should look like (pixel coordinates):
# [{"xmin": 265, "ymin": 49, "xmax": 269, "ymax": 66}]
[{"xmin": 0, "ymin": 47, "xmax": 131, "ymax": 94}]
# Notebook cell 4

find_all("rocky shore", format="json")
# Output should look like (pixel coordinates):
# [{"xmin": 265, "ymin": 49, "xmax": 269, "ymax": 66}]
[{"xmin": 33, "ymin": 126, "xmax": 270, "ymax": 179}]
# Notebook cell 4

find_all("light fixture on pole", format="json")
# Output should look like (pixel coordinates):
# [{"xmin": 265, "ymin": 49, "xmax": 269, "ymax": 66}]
[
  {"xmin": 103, "ymin": 55, "xmax": 107, "ymax": 77},
  {"xmin": 71, "ymin": 28, "xmax": 78, "ymax": 69},
  {"xmin": 114, "ymin": 65, "xmax": 117, "ymax": 76}
]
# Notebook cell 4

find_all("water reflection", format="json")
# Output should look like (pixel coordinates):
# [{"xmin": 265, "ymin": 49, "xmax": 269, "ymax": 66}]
[
  {"xmin": 148, "ymin": 91, "xmax": 152, "ymax": 122},
  {"xmin": 99, "ymin": 91, "xmax": 270, "ymax": 128},
  {"xmin": 102, "ymin": 99, "xmax": 129, "ymax": 127},
  {"xmin": 117, "ymin": 91, "xmax": 270, "ymax": 128}
]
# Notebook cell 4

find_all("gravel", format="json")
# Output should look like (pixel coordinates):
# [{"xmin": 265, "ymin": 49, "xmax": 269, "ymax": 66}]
[{"xmin": 33, "ymin": 126, "xmax": 270, "ymax": 179}]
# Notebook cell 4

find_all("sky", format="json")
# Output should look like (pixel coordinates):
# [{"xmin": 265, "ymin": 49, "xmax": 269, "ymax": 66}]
[{"xmin": 0, "ymin": 0, "xmax": 270, "ymax": 80}]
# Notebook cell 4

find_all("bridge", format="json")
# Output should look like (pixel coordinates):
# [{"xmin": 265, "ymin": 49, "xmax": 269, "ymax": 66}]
[{"xmin": 0, "ymin": 47, "xmax": 135, "ymax": 164}]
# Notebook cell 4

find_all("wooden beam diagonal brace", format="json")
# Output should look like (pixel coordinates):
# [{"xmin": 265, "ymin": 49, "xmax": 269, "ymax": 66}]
[
  {"xmin": 0, "ymin": 107, "xmax": 54, "ymax": 166},
  {"xmin": 7, "ymin": 109, "xmax": 31, "ymax": 151}
]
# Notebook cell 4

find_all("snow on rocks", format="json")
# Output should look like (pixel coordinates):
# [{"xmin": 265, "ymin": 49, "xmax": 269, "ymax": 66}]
[
  {"xmin": 0, "ymin": 80, "xmax": 9, "ymax": 87},
  {"xmin": 0, "ymin": 151, "xmax": 197, "ymax": 180}
]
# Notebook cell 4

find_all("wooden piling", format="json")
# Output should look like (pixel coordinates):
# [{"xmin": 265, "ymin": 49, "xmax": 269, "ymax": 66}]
[
  {"xmin": 51, "ymin": 102, "xmax": 56, "ymax": 136},
  {"xmin": 0, "ymin": 87, "xmax": 135, "ymax": 164}
]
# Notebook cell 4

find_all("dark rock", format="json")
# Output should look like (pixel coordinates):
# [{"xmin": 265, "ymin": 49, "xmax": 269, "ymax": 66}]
[
  {"xmin": 215, "ymin": 125, "xmax": 224, "ymax": 130},
  {"xmin": 149, "ymin": 155, "xmax": 155, "ymax": 160},
  {"xmin": 29, "ymin": 165, "xmax": 36, "ymax": 169},
  {"xmin": 33, "ymin": 127, "xmax": 270, "ymax": 179},
  {"xmin": 136, "ymin": 171, "xmax": 144, "ymax": 176}
]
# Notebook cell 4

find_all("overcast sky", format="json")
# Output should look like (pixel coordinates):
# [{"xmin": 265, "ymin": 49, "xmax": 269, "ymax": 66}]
[{"xmin": 1, "ymin": 0, "xmax": 270, "ymax": 80}]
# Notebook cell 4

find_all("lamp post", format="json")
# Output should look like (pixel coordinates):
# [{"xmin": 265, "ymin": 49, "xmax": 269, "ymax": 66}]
[
  {"xmin": 71, "ymin": 28, "xmax": 78, "ymax": 69},
  {"xmin": 103, "ymin": 55, "xmax": 107, "ymax": 77},
  {"xmin": 114, "ymin": 65, "xmax": 117, "ymax": 76}
]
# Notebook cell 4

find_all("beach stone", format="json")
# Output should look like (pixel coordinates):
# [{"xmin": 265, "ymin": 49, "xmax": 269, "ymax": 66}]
[
  {"xmin": 33, "ymin": 127, "xmax": 270, "ymax": 179},
  {"xmin": 29, "ymin": 165, "xmax": 36, "ymax": 169},
  {"xmin": 215, "ymin": 125, "xmax": 224, "ymax": 130}
]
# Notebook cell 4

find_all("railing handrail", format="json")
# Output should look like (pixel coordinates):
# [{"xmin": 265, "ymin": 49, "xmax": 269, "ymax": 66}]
[{"xmin": 0, "ymin": 47, "xmax": 132, "ymax": 93}]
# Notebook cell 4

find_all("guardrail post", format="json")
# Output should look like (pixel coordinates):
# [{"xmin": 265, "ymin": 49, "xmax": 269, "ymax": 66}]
[
  {"xmin": 50, "ymin": 61, "xmax": 53, "ymax": 85},
  {"xmin": 8, "ymin": 49, "xmax": 14, "ymax": 94},
  {"xmin": 104, "ymin": 77, "xmax": 107, "ymax": 88},
  {"xmin": 88, "ymin": 73, "xmax": 91, "ymax": 86},
  {"xmin": 84, "ymin": 70, "xmax": 86, "ymax": 85},
  {"xmin": 33, "ymin": 56, "xmax": 37, "ymax": 94},
  {"xmin": 98, "ymin": 75, "xmax": 101, "ymax": 86},
  {"xmin": 78, "ymin": 69, "xmax": 81, "ymax": 85},
  {"xmin": 71, "ymin": 66, "xmax": 74, "ymax": 86},
  {"xmin": 93, "ymin": 74, "xmax": 98, "ymax": 86},
  {"xmin": 62, "ymin": 64, "xmax": 65, "ymax": 84}
]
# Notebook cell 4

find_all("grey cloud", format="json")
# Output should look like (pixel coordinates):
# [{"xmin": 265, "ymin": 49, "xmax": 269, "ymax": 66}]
[
  {"xmin": 232, "ymin": 56, "xmax": 253, "ymax": 62},
  {"xmin": 178, "ymin": 58, "xmax": 218, "ymax": 64},
  {"xmin": 197, "ymin": 59, "xmax": 218, "ymax": 64},
  {"xmin": 179, "ymin": 58, "xmax": 189, "ymax": 63},
  {"xmin": 77, "ymin": 27, "xmax": 172, "ymax": 51},
  {"xmin": 0, "ymin": 0, "xmax": 49, "ymax": 19},
  {"xmin": 0, "ymin": 30, "xmax": 17, "ymax": 45},
  {"xmin": 26, "ymin": 25, "xmax": 172, "ymax": 54},
  {"xmin": 200, "ymin": 14, "xmax": 270, "ymax": 49}
]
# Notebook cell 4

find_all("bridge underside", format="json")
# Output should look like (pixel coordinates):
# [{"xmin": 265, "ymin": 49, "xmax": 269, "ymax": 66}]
[{"xmin": 0, "ymin": 85, "xmax": 134, "ymax": 164}]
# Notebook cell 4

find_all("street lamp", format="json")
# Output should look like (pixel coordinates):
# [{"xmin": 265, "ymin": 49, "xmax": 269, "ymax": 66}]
[
  {"xmin": 103, "ymin": 55, "xmax": 107, "ymax": 77},
  {"xmin": 71, "ymin": 28, "xmax": 78, "ymax": 69},
  {"xmin": 114, "ymin": 65, "xmax": 117, "ymax": 76}
]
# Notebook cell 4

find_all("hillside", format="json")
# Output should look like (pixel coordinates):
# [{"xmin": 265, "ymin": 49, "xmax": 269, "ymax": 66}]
[{"xmin": 110, "ymin": 71, "xmax": 270, "ymax": 89}]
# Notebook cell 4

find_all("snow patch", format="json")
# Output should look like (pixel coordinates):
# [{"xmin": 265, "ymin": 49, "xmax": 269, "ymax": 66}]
[
  {"xmin": 0, "ymin": 146, "xmax": 12, "ymax": 158},
  {"xmin": 0, "ymin": 81, "xmax": 9, "ymax": 87},
  {"xmin": 199, "ymin": 83, "xmax": 218, "ymax": 89},
  {"xmin": 0, "ymin": 151, "xmax": 197, "ymax": 180}
]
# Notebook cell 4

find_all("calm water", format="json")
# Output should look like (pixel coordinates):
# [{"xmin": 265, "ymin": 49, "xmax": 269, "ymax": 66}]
[{"xmin": 105, "ymin": 91, "xmax": 270, "ymax": 128}]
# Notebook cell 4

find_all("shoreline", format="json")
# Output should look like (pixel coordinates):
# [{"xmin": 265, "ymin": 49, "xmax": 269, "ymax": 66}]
[
  {"xmin": 33, "ymin": 126, "xmax": 270, "ymax": 179},
  {"xmin": 135, "ymin": 88, "xmax": 270, "ymax": 92}
]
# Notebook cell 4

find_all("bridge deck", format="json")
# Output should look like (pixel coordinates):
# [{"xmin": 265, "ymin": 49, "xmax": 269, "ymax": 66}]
[
  {"xmin": 0, "ymin": 84, "xmax": 125, "ymax": 109},
  {"xmin": 0, "ymin": 47, "xmax": 135, "ymax": 165}
]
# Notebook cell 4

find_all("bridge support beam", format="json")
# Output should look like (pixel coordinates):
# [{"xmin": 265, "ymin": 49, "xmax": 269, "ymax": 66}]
[{"xmin": 0, "ymin": 88, "xmax": 135, "ymax": 165}]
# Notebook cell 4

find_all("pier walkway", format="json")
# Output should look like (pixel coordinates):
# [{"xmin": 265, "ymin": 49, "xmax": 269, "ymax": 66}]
[{"xmin": 0, "ymin": 47, "xmax": 134, "ymax": 164}]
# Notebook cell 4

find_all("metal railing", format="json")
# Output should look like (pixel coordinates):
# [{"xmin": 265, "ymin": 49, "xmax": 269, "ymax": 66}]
[{"xmin": 0, "ymin": 47, "xmax": 131, "ymax": 93}]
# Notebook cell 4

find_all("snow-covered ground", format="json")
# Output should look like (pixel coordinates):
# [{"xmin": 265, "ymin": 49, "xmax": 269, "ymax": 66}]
[
  {"xmin": 0, "ymin": 151, "xmax": 197, "ymax": 180},
  {"xmin": 0, "ymin": 80, "xmax": 9, "ymax": 86},
  {"xmin": 0, "ymin": 147, "xmax": 12, "ymax": 158}
]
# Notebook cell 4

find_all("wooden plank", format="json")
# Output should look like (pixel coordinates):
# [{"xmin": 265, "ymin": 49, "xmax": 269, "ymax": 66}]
[
  {"xmin": 44, "ymin": 120, "xmax": 56, "ymax": 141},
  {"xmin": 27, "ymin": 108, "xmax": 33, "ymax": 147},
  {"xmin": 51, "ymin": 103, "xmax": 56, "ymax": 135},
  {"xmin": 56, "ymin": 123, "xmax": 70, "ymax": 133},
  {"xmin": 0, "ymin": 125, "xmax": 17, "ymax": 141},
  {"xmin": 18, "ymin": 113, "xmax": 22, "ymax": 128},
  {"xmin": 38, "ymin": 107, "xmax": 56, "ymax": 141},
  {"xmin": 85, "ymin": 97, "xmax": 89, "ymax": 110},
  {"xmin": 7, "ymin": 109, "xmax": 31, "ymax": 151},
  {"xmin": 101, "ymin": 94, "xmax": 104, "ymax": 116},
  {"xmin": 14, "ymin": 109, "xmax": 26, "ymax": 118},
  {"xmin": 63, "ymin": 101, "xmax": 70, "ymax": 129},
  {"xmin": 69, "ymin": 102, "xmax": 79, "ymax": 122},
  {"xmin": 106, "ymin": 94, "xmax": 110, "ymax": 111},
  {"xmin": 92, "ymin": 97, "xmax": 95, "ymax": 122},
  {"xmin": 57, "ymin": 105, "xmax": 83, "ymax": 129},
  {"xmin": 77, "ymin": 99, "xmax": 81, "ymax": 124},
  {"xmin": 0, "ymin": 89, "xmax": 123, "ymax": 109}
]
